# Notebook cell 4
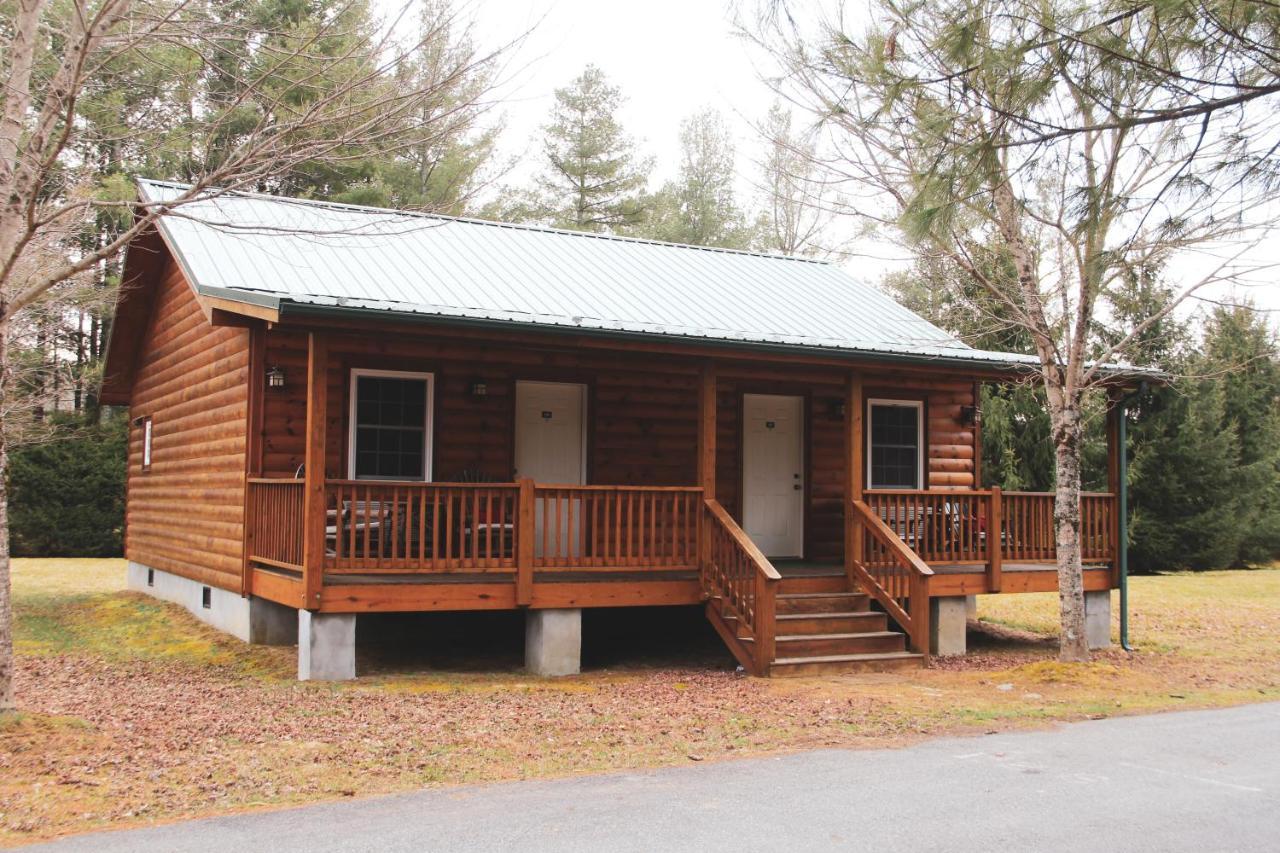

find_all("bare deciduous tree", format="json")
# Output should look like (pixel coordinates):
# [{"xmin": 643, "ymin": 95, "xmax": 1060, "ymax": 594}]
[
  {"xmin": 0, "ymin": 0, "xmax": 520, "ymax": 712},
  {"xmin": 748, "ymin": 0, "xmax": 1280, "ymax": 660}
]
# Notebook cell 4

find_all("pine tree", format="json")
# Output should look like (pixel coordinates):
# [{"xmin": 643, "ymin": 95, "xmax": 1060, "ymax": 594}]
[
  {"xmin": 533, "ymin": 66, "xmax": 652, "ymax": 232},
  {"xmin": 1129, "ymin": 378, "xmax": 1246, "ymax": 571},
  {"xmin": 1201, "ymin": 304, "xmax": 1280, "ymax": 564}
]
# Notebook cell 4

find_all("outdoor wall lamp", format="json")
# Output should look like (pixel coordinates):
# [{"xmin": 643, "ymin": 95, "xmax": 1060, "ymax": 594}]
[
  {"xmin": 266, "ymin": 365, "xmax": 286, "ymax": 389},
  {"xmin": 470, "ymin": 379, "xmax": 488, "ymax": 398},
  {"xmin": 961, "ymin": 404, "xmax": 980, "ymax": 426},
  {"xmin": 828, "ymin": 399, "xmax": 846, "ymax": 420}
]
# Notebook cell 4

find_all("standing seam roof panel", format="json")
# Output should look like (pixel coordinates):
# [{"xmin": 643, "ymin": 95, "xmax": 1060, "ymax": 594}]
[{"xmin": 136, "ymin": 180, "xmax": 1048, "ymax": 365}]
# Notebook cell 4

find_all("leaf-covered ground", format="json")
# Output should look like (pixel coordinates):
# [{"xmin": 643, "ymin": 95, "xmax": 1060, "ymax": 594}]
[{"xmin": 3, "ymin": 559, "xmax": 1278, "ymax": 846}]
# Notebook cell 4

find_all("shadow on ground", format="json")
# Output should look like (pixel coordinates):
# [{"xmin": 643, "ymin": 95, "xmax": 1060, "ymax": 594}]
[{"xmin": 353, "ymin": 605, "xmax": 737, "ymax": 676}]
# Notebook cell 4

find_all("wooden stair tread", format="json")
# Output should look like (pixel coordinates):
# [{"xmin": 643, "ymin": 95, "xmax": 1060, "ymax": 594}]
[
  {"xmin": 777, "ymin": 630, "xmax": 901, "ymax": 642},
  {"xmin": 772, "ymin": 651, "xmax": 923, "ymax": 666},
  {"xmin": 776, "ymin": 611, "xmax": 877, "ymax": 621},
  {"xmin": 777, "ymin": 591, "xmax": 865, "ymax": 600}
]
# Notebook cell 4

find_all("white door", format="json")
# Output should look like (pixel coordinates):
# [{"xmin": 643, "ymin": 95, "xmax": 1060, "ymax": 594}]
[
  {"xmin": 742, "ymin": 394, "xmax": 804, "ymax": 558},
  {"xmin": 515, "ymin": 382, "xmax": 586, "ymax": 558}
]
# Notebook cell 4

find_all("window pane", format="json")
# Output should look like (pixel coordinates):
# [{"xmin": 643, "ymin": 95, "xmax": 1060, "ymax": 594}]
[
  {"xmin": 353, "ymin": 375, "xmax": 429, "ymax": 479},
  {"xmin": 869, "ymin": 403, "xmax": 919, "ymax": 488}
]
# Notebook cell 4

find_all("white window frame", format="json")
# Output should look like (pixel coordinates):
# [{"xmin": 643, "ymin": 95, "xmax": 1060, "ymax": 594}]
[
  {"xmin": 866, "ymin": 398, "xmax": 925, "ymax": 490},
  {"xmin": 347, "ymin": 368, "xmax": 434, "ymax": 481}
]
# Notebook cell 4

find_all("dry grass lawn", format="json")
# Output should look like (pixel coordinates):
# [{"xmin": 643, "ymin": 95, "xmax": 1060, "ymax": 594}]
[{"xmin": 3, "ymin": 558, "xmax": 1278, "ymax": 846}]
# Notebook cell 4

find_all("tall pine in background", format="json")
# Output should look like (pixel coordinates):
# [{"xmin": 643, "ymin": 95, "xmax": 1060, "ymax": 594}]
[{"xmin": 528, "ymin": 66, "xmax": 652, "ymax": 232}]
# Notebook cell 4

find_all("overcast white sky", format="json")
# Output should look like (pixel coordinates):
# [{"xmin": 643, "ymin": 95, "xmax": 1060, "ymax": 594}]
[
  {"xmin": 469, "ymin": 0, "xmax": 769, "ymax": 186},
  {"xmin": 384, "ymin": 0, "xmax": 1280, "ymax": 323}
]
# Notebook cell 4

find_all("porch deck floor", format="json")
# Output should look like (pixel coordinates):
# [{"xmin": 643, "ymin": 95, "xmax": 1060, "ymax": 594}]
[
  {"xmin": 261, "ymin": 560, "xmax": 1109, "ymax": 589},
  {"xmin": 931, "ymin": 562, "xmax": 1111, "ymax": 574}
]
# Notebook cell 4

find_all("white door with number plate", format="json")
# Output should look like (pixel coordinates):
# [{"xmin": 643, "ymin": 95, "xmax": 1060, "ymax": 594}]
[
  {"xmin": 742, "ymin": 393, "xmax": 804, "ymax": 558},
  {"xmin": 514, "ymin": 382, "xmax": 586, "ymax": 558}
]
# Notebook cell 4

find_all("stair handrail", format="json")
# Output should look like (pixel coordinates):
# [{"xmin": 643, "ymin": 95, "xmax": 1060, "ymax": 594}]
[
  {"xmin": 702, "ymin": 499, "xmax": 782, "ymax": 674},
  {"xmin": 850, "ymin": 499, "xmax": 933, "ymax": 660}
]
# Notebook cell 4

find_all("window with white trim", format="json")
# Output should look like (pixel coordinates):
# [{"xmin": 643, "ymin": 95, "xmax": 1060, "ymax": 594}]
[
  {"xmin": 348, "ymin": 370, "xmax": 433, "ymax": 480},
  {"xmin": 867, "ymin": 400, "xmax": 923, "ymax": 489}
]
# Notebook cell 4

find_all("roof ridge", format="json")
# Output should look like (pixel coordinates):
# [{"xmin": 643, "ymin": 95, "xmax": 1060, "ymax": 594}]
[{"xmin": 136, "ymin": 178, "xmax": 832, "ymax": 265}]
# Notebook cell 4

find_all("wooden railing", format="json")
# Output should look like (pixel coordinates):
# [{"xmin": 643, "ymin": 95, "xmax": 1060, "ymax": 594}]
[
  {"xmin": 864, "ymin": 490, "xmax": 989, "ymax": 565},
  {"xmin": 998, "ymin": 491, "xmax": 1117, "ymax": 563},
  {"xmin": 323, "ymin": 481, "xmax": 521, "ymax": 573},
  {"xmin": 866, "ymin": 489, "xmax": 1117, "ymax": 568},
  {"xmin": 246, "ymin": 478, "xmax": 305, "ymax": 570},
  {"xmin": 533, "ymin": 485, "xmax": 702, "ymax": 571},
  {"xmin": 702, "ymin": 499, "xmax": 781, "ymax": 675},
  {"xmin": 850, "ymin": 499, "xmax": 932, "ymax": 657},
  {"xmin": 1081, "ymin": 493, "xmax": 1116, "ymax": 562},
  {"xmin": 1001, "ymin": 491, "xmax": 1055, "ymax": 560},
  {"xmin": 245, "ymin": 479, "xmax": 707, "ymax": 578}
]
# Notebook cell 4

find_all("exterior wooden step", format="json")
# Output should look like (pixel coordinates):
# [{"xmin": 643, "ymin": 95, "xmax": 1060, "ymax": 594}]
[
  {"xmin": 775, "ymin": 630, "xmax": 906, "ymax": 657},
  {"xmin": 769, "ymin": 651, "xmax": 925, "ymax": 677},
  {"xmin": 776, "ymin": 611, "xmax": 887, "ymax": 635},
  {"xmin": 776, "ymin": 575, "xmax": 848, "ymax": 596},
  {"xmin": 776, "ymin": 591, "xmax": 870, "ymax": 614}
]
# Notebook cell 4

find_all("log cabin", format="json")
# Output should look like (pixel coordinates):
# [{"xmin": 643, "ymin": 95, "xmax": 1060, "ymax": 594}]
[{"xmin": 100, "ymin": 180, "xmax": 1143, "ymax": 680}]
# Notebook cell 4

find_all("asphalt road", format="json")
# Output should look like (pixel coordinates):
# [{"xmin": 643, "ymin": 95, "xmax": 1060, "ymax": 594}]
[{"xmin": 29, "ymin": 702, "xmax": 1280, "ymax": 852}]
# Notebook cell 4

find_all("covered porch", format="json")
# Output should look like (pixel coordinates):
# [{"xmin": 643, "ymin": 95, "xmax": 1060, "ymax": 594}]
[{"xmin": 239, "ymin": 327, "xmax": 1122, "ymax": 675}]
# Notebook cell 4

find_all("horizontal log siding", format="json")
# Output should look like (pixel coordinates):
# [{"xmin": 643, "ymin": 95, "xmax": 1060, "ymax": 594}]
[
  {"xmin": 258, "ymin": 330, "xmax": 698, "ymax": 486},
  {"xmin": 257, "ymin": 329, "xmax": 978, "ymax": 564},
  {"xmin": 125, "ymin": 259, "xmax": 250, "ymax": 590}
]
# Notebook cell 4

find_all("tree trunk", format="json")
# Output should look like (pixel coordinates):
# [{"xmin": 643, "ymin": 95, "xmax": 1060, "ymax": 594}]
[
  {"xmin": 0, "ymin": 315, "xmax": 12, "ymax": 712},
  {"xmin": 1052, "ymin": 404, "xmax": 1089, "ymax": 662}
]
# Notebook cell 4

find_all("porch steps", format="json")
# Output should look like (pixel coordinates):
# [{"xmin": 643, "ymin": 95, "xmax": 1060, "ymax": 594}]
[{"xmin": 709, "ymin": 576, "xmax": 924, "ymax": 677}]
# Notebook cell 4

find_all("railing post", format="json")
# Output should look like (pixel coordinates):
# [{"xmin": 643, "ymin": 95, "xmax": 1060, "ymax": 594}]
[
  {"xmin": 755, "ymin": 572, "xmax": 776, "ymax": 676},
  {"xmin": 516, "ymin": 478, "xmax": 535, "ymax": 606},
  {"xmin": 301, "ymin": 332, "xmax": 328, "ymax": 611},
  {"xmin": 909, "ymin": 572, "xmax": 930, "ymax": 663},
  {"xmin": 988, "ymin": 486, "xmax": 1003, "ymax": 593}
]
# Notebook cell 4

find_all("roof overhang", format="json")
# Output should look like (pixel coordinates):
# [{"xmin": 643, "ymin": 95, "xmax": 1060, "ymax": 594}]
[{"xmin": 273, "ymin": 298, "xmax": 1163, "ymax": 386}]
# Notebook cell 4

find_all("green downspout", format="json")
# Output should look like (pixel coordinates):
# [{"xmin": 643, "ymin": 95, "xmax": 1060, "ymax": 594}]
[{"xmin": 1118, "ymin": 382, "xmax": 1146, "ymax": 652}]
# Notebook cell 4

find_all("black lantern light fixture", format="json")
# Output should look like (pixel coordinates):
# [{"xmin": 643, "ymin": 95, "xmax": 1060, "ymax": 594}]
[
  {"xmin": 961, "ymin": 404, "xmax": 980, "ymax": 426},
  {"xmin": 469, "ymin": 378, "xmax": 488, "ymax": 398},
  {"xmin": 266, "ymin": 365, "xmax": 286, "ymax": 389}
]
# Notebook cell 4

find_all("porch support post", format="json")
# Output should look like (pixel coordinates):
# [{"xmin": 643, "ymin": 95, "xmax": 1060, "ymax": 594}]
[
  {"xmin": 697, "ymin": 362, "xmax": 717, "ymax": 577},
  {"xmin": 516, "ymin": 478, "xmax": 535, "ymax": 606},
  {"xmin": 301, "ymin": 332, "xmax": 328, "ymax": 611},
  {"xmin": 1085, "ymin": 590, "xmax": 1112, "ymax": 650},
  {"xmin": 697, "ymin": 361, "xmax": 717, "ymax": 500},
  {"xmin": 929, "ymin": 596, "xmax": 968, "ymax": 657},
  {"xmin": 298, "ymin": 610, "xmax": 356, "ymax": 681},
  {"xmin": 526, "ymin": 608, "xmax": 581, "ymax": 676},
  {"xmin": 241, "ymin": 322, "xmax": 267, "ymax": 597},
  {"xmin": 988, "ymin": 485, "xmax": 1003, "ymax": 592},
  {"xmin": 844, "ymin": 372, "xmax": 864, "ymax": 580},
  {"xmin": 1106, "ymin": 390, "xmax": 1122, "ymax": 587}
]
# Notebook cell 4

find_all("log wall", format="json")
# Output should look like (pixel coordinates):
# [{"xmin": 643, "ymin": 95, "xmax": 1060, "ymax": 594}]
[
  {"xmin": 124, "ymin": 259, "xmax": 250, "ymax": 590},
  {"xmin": 258, "ymin": 328, "xmax": 978, "ymax": 563}
]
